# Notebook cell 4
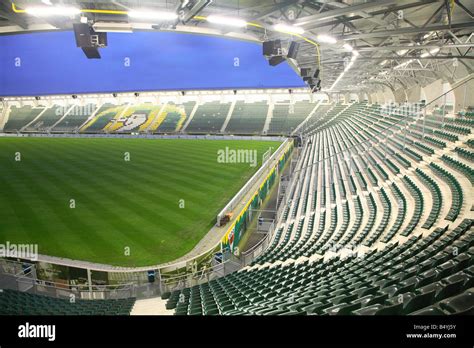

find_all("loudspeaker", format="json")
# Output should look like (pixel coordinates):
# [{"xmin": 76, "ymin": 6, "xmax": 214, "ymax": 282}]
[
  {"xmin": 74, "ymin": 23, "xmax": 107, "ymax": 48},
  {"xmin": 269, "ymin": 56, "xmax": 285, "ymax": 66},
  {"xmin": 287, "ymin": 41, "xmax": 300, "ymax": 59},
  {"xmin": 300, "ymin": 68, "xmax": 311, "ymax": 77},
  {"xmin": 263, "ymin": 40, "xmax": 281, "ymax": 56},
  {"xmin": 73, "ymin": 23, "xmax": 92, "ymax": 47},
  {"xmin": 82, "ymin": 47, "xmax": 101, "ymax": 59}
]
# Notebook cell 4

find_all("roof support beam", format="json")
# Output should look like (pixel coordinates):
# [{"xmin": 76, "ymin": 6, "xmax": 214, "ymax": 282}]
[
  {"xmin": 301, "ymin": 0, "xmax": 441, "ymax": 31},
  {"xmin": 454, "ymin": 0, "xmax": 474, "ymax": 18},
  {"xmin": 354, "ymin": 44, "xmax": 474, "ymax": 51},
  {"xmin": 338, "ymin": 21, "xmax": 474, "ymax": 40},
  {"xmin": 293, "ymin": 0, "xmax": 398, "ymax": 27}
]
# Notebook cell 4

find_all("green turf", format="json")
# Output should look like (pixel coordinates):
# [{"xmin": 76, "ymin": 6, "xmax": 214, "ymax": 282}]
[{"xmin": 0, "ymin": 137, "xmax": 280, "ymax": 266}]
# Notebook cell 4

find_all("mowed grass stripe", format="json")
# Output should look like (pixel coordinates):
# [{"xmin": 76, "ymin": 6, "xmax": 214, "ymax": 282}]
[
  {"xmin": 2, "ymin": 145, "xmax": 204, "ymax": 263},
  {"xmin": 0, "ymin": 142, "xmax": 146, "ymax": 260},
  {"xmin": 9, "ymin": 144, "xmax": 184, "ymax": 253},
  {"xmin": 29, "ymin": 139, "xmax": 267, "ymax": 221},
  {"xmin": 25, "ymin": 141, "xmax": 226, "ymax": 224},
  {"xmin": 0, "ymin": 138, "xmax": 280, "ymax": 266}
]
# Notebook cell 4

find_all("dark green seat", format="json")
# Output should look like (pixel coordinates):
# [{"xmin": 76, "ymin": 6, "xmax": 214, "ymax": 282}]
[
  {"xmin": 403, "ymin": 291, "xmax": 436, "ymax": 314},
  {"xmin": 439, "ymin": 289, "xmax": 474, "ymax": 314},
  {"xmin": 410, "ymin": 306, "xmax": 447, "ymax": 315}
]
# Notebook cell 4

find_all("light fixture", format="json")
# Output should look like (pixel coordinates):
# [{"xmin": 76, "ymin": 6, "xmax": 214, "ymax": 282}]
[
  {"xmin": 25, "ymin": 6, "xmax": 81, "ymax": 17},
  {"xmin": 273, "ymin": 23, "xmax": 305, "ymax": 35},
  {"xmin": 128, "ymin": 10, "xmax": 178, "ymax": 20},
  {"xmin": 316, "ymin": 34, "xmax": 337, "ymax": 44},
  {"xmin": 380, "ymin": 60, "xmax": 388, "ymax": 66},
  {"xmin": 93, "ymin": 22, "xmax": 133, "ymax": 33},
  {"xmin": 206, "ymin": 15, "xmax": 247, "ymax": 27}
]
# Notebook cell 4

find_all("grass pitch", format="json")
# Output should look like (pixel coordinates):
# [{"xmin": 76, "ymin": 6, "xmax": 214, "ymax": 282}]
[{"xmin": 0, "ymin": 137, "xmax": 280, "ymax": 266}]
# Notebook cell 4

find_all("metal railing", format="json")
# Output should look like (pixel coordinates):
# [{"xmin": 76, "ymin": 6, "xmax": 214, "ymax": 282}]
[
  {"xmin": 0, "ymin": 265, "xmax": 135, "ymax": 300},
  {"xmin": 159, "ymin": 258, "xmax": 242, "ymax": 294},
  {"xmin": 216, "ymin": 138, "xmax": 291, "ymax": 226},
  {"xmin": 240, "ymin": 221, "xmax": 275, "ymax": 267}
]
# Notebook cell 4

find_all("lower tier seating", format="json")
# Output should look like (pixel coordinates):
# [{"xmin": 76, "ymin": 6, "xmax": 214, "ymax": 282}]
[
  {"xmin": 0, "ymin": 290, "xmax": 135, "ymax": 315},
  {"xmin": 166, "ymin": 219, "xmax": 473, "ymax": 315}
]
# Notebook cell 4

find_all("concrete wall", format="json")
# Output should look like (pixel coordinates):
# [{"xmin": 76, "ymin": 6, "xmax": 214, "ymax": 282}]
[
  {"xmin": 453, "ymin": 78, "xmax": 474, "ymax": 113},
  {"xmin": 383, "ymin": 89, "xmax": 395, "ymax": 104},
  {"xmin": 349, "ymin": 93, "xmax": 359, "ymax": 102},
  {"xmin": 406, "ymin": 85, "xmax": 422, "ymax": 103},
  {"xmin": 393, "ymin": 88, "xmax": 407, "ymax": 103},
  {"xmin": 370, "ymin": 93, "xmax": 378, "ymax": 104},
  {"xmin": 422, "ymin": 79, "xmax": 444, "ymax": 111}
]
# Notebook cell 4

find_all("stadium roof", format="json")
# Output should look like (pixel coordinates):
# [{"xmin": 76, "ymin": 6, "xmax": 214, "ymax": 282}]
[{"xmin": 1, "ymin": 0, "xmax": 473, "ymax": 93}]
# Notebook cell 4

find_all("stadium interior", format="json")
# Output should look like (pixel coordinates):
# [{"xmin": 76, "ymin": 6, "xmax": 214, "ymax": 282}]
[{"xmin": 0, "ymin": 0, "xmax": 473, "ymax": 330}]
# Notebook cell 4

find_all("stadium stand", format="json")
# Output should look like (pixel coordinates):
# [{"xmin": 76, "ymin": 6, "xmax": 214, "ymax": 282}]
[
  {"xmin": 156, "ymin": 103, "xmax": 189, "ymax": 133},
  {"xmin": 2, "ymin": 100, "xmax": 321, "ymax": 136},
  {"xmin": 105, "ymin": 104, "xmax": 162, "ymax": 132},
  {"xmin": 0, "ymin": 289, "xmax": 135, "ymax": 315},
  {"xmin": 52, "ymin": 104, "xmax": 97, "ymax": 132},
  {"xmin": 80, "ymin": 103, "xmax": 123, "ymax": 133},
  {"xmin": 225, "ymin": 101, "xmax": 268, "ymax": 134},
  {"xmin": 161, "ymin": 100, "xmax": 474, "ymax": 315},
  {"xmin": 23, "ymin": 105, "xmax": 64, "ymax": 132},
  {"xmin": 3, "ymin": 105, "xmax": 45, "ymax": 132},
  {"xmin": 165, "ymin": 220, "xmax": 473, "ymax": 315},
  {"xmin": 185, "ymin": 102, "xmax": 231, "ymax": 133},
  {"xmin": 268, "ymin": 100, "xmax": 315, "ymax": 135}
]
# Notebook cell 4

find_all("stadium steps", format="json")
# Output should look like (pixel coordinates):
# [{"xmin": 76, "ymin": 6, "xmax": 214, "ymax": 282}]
[
  {"xmin": 220, "ymin": 99, "xmax": 236, "ymax": 133},
  {"xmin": 0, "ymin": 104, "xmax": 8, "ymax": 130},
  {"xmin": 262, "ymin": 102, "xmax": 274, "ymax": 134}
]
